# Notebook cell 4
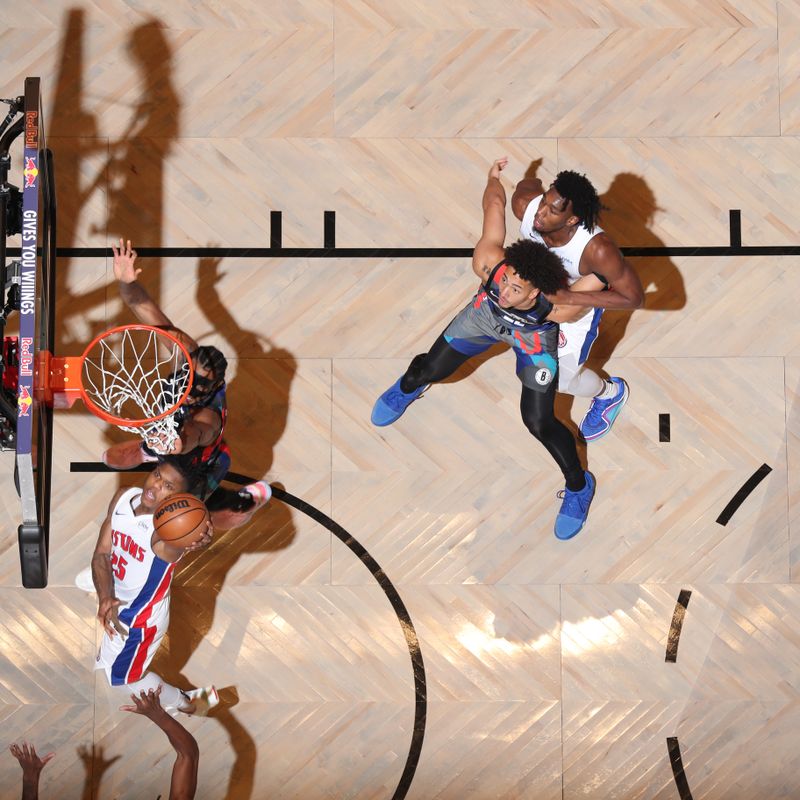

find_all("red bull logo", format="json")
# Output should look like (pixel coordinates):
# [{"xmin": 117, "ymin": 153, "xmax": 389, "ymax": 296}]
[
  {"xmin": 19, "ymin": 337, "xmax": 34, "ymax": 377},
  {"xmin": 25, "ymin": 111, "xmax": 38, "ymax": 148},
  {"xmin": 18, "ymin": 385, "xmax": 32, "ymax": 417},
  {"xmin": 23, "ymin": 157, "xmax": 38, "ymax": 188}
]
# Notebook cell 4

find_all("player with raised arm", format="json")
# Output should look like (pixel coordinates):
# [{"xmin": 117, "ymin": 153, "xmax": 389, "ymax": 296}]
[
  {"xmin": 512, "ymin": 171, "xmax": 644, "ymax": 441},
  {"xmin": 372, "ymin": 158, "xmax": 596, "ymax": 539},
  {"xmin": 121, "ymin": 687, "xmax": 200, "ymax": 800},
  {"xmin": 8, "ymin": 742, "xmax": 54, "ymax": 800},
  {"xmin": 103, "ymin": 239, "xmax": 270, "ymax": 527},
  {"xmin": 92, "ymin": 457, "xmax": 217, "ymax": 714}
]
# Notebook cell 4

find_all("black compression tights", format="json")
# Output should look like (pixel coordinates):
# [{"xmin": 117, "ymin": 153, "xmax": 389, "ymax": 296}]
[{"xmin": 400, "ymin": 334, "xmax": 585, "ymax": 490}]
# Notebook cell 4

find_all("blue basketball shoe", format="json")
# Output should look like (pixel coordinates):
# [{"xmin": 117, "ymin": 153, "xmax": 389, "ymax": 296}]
[
  {"xmin": 371, "ymin": 378, "xmax": 428, "ymax": 426},
  {"xmin": 580, "ymin": 378, "xmax": 629, "ymax": 441},
  {"xmin": 554, "ymin": 471, "xmax": 595, "ymax": 540}
]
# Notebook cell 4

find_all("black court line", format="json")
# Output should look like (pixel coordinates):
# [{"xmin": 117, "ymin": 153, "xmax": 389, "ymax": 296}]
[
  {"xmin": 666, "ymin": 737, "xmax": 695, "ymax": 800},
  {"xmin": 269, "ymin": 210, "xmax": 282, "ymax": 249},
  {"xmin": 716, "ymin": 463, "xmax": 772, "ymax": 526},
  {"xmin": 665, "ymin": 589, "xmax": 692, "ymax": 663},
  {"xmin": 659, "ymin": 413, "xmax": 670, "ymax": 443},
  {"xmin": 324, "ymin": 210, "xmax": 336, "ymax": 249},
  {"xmin": 8, "ymin": 205, "xmax": 800, "ymax": 259},
  {"xmin": 9, "ymin": 244, "xmax": 800, "ymax": 259},
  {"xmin": 70, "ymin": 462, "xmax": 426, "ymax": 800},
  {"xmin": 729, "ymin": 210, "xmax": 741, "ymax": 249}
]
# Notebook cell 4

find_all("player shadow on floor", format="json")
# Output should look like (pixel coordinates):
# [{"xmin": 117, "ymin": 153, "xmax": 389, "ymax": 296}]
[
  {"xmin": 47, "ymin": 13, "xmax": 190, "ymax": 496},
  {"xmin": 77, "ymin": 743, "xmax": 120, "ymax": 800},
  {"xmin": 150, "ymin": 255, "xmax": 298, "ymax": 800},
  {"xmin": 47, "ymin": 15, "xmax": 281, "ymax": 797},
  {"xmin": 589, "ymin": 172, "xmax": 687, "ymax": 373},
  {"xmin": 49, "ymin": 12, "xmax": 179, "ymax": 357}
]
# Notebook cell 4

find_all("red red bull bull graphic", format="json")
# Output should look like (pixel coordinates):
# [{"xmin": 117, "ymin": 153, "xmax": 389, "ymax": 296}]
[
  {"xmin": 23, "ymin": 156, "xmax": 38, "ymax": 189},
  {"xmin": 17, "ymin": 385, "xmax": 32, "ymax": 417}
]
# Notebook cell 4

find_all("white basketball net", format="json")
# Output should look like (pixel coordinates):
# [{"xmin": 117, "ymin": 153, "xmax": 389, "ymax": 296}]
[{"xmin": 82, "ymin": 327, "xmax": 192, "ymax": 454}]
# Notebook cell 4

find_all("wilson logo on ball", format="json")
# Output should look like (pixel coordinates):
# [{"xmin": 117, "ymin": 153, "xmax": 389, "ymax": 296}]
[{"xmin": 155, "ymin": 499, "xmax": 191, "ymax": 519}]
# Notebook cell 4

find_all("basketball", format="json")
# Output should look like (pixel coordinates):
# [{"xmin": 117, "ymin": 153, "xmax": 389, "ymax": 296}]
[{"xmin": 153, "ymin": 493, "xmax": 209, "ymax": 547}]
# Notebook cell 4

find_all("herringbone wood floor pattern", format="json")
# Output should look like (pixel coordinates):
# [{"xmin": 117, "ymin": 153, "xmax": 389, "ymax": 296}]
[{"xmin": 1, "ymin": 1, "xmax": 800, "ymax": 798}]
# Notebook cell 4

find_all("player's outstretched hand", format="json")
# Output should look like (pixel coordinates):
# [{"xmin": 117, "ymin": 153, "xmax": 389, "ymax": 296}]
[
  {"xmin": 112, "ymin": 238, "xmax": 142, "ymax": 284},
  {"xmin": 489, "ymin": 157, "xmax": 508, "ymax": 179},
  {"xmin": 184, "ymin": 519, "xmax": 214, "ymax": 553},
  {"xmin": 9, "ymin": 742, "xmax": 55, "ymax": 776},
  {"xmin": 97, "ymin": 597, "xmax": 125, "ymax": 638},
  {"xmin": 168, "ymin": 435, "xmax": 184, "ymax": 455},
  {"xmin": 120, "ymin": 687, "xmax": 168, "ymax": 720}
]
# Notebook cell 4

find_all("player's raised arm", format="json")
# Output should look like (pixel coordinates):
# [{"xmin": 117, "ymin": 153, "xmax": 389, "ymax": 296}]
[
  {"xmin": 472, "ymin": 158, "xmax": 509, "ymax": 281},
  {"xmin": 167, "ymin": 406, "xmax": 221, "ymax": 455},
  {"xmin": 113, "ymin": 238, "xmax": 169, "ymax": 325},
  {"xmin": 511, "ymin": 176, "xmax": 545, "ymax": 221},
  {"xmin": 9, "ymin": 742, "xmax": 54, "ymax": 800},
  {"xmin": 112, "ymin": 238, "xmax": 199, "ymax": 351},
  {"xmin": 120, "ymin": 688, "xmax": 199, "ymax": 800}
]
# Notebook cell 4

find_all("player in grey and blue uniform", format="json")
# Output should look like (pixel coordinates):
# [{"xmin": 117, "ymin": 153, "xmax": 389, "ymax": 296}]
[
  {"xmin": 441, "ymin": 258, "xmax": 559, "ymax": 391},
  {"xmin": 372, "ymin": 158, "xmax": 596, "ymax": 540}
]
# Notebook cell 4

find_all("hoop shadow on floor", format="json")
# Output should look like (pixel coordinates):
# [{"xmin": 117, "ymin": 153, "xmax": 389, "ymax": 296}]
[{"xmin": 50, "ymin": 12, "xmax": 180, "ymax": 357}]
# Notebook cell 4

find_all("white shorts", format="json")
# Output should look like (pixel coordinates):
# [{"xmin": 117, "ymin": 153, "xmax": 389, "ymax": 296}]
[
  {"xmin": 557, "ymin": 308, "xmax": 604, "ymax": 388},
  {"xmin": 96, "ymin": 600, "xmax": 169, "ymax": 687}
]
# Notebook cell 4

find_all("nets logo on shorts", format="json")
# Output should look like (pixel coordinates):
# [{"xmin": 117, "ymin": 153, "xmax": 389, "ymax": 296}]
[{"xmin": 535, "ymin": 367, "xmax": 553, "ymax": 386}]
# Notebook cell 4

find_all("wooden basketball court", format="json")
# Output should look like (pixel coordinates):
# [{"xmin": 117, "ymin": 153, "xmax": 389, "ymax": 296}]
[{"xmin": 1, "ymin": 2, "xmax": 799, "ymax": 797}]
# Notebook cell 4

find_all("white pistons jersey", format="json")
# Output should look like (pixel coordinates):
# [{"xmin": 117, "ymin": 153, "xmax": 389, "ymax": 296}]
[
  {"xmin": 520, "ymin": 195, "xmax": 602, "ymax": 284},
  {"xmin": 96, "ymin": 487, "xmax": 176, "ymax": 686},
  {"xmin": 108, "ymin": 487, "xmax": 174, "ymax": 615},
  {"xmin": 520, "ymin": 194, "xmax": 605, "ymax": 378}
]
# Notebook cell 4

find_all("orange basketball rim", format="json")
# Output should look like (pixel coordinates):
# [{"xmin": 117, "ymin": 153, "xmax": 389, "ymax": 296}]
[{"xmin": 37, "ymin": 324, "xmax": 195, "ymax": 453}]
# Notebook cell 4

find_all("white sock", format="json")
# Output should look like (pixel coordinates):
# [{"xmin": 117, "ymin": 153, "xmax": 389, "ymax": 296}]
[
  {"xmin": 110, "ymin": 670, "xmax": 189, "ymax": 710},
  {"xmin": 595, "ymin": 379, "xmax": 619, "ymax": 400},
  {"xmin": 562, "ymin": 368, "xmax": 605, "ymax": 398}
]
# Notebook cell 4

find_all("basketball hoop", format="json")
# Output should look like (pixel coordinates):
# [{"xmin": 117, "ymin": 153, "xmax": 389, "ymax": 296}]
[{"xmin": 40, "ymin": 324, "xmax": 195, "ymax": 454}]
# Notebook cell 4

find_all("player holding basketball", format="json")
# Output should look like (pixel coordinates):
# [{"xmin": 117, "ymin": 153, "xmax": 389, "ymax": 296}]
[
  {"xmin": 92, "ymin": 457, "xmax": 217, "ymax": 714},
  {"xmin": 372, "ymin": 158, "xmax": 595, "ymax": 539},
  {"xmin": 103, "ymin": 238, "xmax": 270, "ymax": 528},
  {"xmin": 512, "ymin": 171, "xmax": 644, "ymax": 441}
]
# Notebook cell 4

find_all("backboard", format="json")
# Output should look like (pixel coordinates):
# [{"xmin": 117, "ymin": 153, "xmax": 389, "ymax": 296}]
[{"xmin": 1, "ymin": 77, "xmax": 56, "ymax": 588}]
